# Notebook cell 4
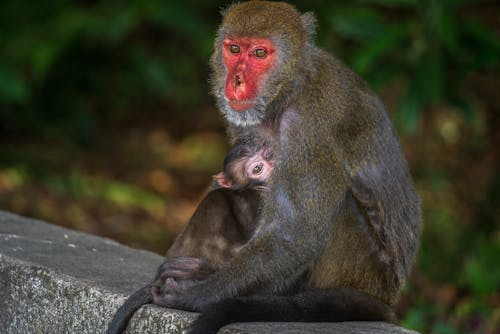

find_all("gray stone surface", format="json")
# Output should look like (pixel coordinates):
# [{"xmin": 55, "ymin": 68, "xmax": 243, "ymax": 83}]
[
  {"xmin": 0, "ymin": 210, "xmax": 419, "ymax": 333},
  {"xmin": 0, "ymin": 210, "xmax": 194, "ymax": 334}
]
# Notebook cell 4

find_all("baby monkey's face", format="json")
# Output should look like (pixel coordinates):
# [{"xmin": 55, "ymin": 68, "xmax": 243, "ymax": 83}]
[
  {"xmin": 215, "ymin": 145, "xmax": 275, "ymax": 189},
  {"xmin": 244, "ymin": 147, "xmax": 274, "ymax": 185}
]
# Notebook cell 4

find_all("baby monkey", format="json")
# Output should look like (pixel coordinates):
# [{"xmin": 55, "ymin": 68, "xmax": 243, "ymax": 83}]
[
  {"xmin": 214, "ymin": 141, "xmax": 275, "ymax": 190},
  {"xmin": 106, "ymin": 140, "xmax": 274, "ymax": 334}
]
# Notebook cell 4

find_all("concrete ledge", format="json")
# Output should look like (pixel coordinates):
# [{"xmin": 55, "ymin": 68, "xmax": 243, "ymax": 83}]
[{"xmin": 0, "ymin": 210, "xmax": 419, "ymax": 334}]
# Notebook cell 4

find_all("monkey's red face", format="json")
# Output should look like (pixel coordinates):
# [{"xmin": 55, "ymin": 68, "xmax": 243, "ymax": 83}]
[{"xmin": 222, "ymin": 37, "xmax": 276, "ymax": 112}]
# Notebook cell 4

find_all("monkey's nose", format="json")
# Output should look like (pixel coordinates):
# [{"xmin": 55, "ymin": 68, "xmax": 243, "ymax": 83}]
[{"xmin": 234, "ymin": 75, "xmax": 243, "ymax": 88}]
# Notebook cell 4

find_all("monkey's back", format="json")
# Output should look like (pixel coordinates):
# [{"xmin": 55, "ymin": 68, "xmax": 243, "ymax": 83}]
[{"xmin": 295, "ymin": 50, "xmax": 422, "ymax": 306}]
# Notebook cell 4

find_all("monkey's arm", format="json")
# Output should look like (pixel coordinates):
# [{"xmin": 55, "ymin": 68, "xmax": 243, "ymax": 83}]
[
  {"xmin": 345, "ymin": 99, "xmax": 422, "ymax": 286},
  {"xmin": 350, "ymin": 161, "xmax": 421, "ymax": 286},
  {"xmin": 154, "ymin": 131, "xmax": 349, "ymax": 311}
]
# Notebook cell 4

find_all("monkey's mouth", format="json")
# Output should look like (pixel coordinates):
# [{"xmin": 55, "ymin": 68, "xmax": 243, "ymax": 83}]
[{"xmin": 224, "ymin": 97, "xmax": 257, "ymax": 112}]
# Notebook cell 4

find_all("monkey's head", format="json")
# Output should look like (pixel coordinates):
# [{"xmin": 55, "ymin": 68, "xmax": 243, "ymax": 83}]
[
  {"xmin": 214, "ymin": 144, "xmax": 274, "ymax": 190},
  {"xmin": 210, "ymin": 1, "xmax": 317, "ymax": 127}
]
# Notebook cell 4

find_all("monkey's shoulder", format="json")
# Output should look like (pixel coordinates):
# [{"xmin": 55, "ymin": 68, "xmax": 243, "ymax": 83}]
[{"xmin": 310, "ymin": 49, "xmax": 385, "ymax": 111}]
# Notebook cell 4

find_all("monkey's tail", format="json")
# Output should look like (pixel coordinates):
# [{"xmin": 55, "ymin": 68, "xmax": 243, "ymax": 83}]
[
  {"xmin": 188, "ymin": 288, "xmax": 395, "ymax": 334},
  {"xmin": 106, "ymin": 285, "xmax": 153, "ymax": 334}
]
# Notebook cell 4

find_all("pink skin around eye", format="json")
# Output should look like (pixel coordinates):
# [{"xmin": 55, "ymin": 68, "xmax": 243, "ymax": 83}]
[{"xmin": 248, "ymin": 160, "xmax": 272, "ymax": 183}]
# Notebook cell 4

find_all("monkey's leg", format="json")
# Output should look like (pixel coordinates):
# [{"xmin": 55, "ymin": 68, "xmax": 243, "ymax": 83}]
[{"xmin": 188, "ymin": 288, "xmax": 395, "ymax": 334}]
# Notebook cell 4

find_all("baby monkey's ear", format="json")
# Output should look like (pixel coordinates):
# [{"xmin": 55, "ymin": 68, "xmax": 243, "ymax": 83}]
[{"xmin": 213, "ymin": 172, "xmax": 233, "ymax": 188}]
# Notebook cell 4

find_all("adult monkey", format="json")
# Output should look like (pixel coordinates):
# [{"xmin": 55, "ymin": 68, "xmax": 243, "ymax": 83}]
[{"xmin": 119, "ymin": 1, "xmax": 422, "ymax": 333}]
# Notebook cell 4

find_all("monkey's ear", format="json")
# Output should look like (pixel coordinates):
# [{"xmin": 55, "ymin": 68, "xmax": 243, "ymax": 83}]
[
  {"xmin": 301, "ymin": 12, "xmax": 317, "ymax": 42},
  {"xmin": 213, "ymin": 172, "xmax": 233, "ymax": 188}
]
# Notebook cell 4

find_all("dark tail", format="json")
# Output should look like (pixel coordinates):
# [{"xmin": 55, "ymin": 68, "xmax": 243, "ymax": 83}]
[
  {"xmin": 106, "ymin": 285, "xmax": 153, "ymax": 334},
  {"xmin": 188, "ymin": 288, "xmax": 395, "ymax": 334}
]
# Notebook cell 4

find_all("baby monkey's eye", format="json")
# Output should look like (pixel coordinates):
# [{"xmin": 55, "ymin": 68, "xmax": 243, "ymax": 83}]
[{"xmin": 252, "ymin": 164, "xmax": 263, "ymax": 175}]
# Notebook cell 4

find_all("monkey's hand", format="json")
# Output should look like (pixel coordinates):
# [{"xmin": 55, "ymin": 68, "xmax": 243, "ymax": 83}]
[
  {"xmin": 151, "ymin": 276, "xmax": 200, "ymax": 309},
  {"xmin": 151, "ymin": 257, "xmax": 217, "ymax": 310}
]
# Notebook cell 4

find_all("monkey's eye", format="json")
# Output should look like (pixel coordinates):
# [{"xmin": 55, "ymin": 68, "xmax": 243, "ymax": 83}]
[
  {"xmin": 230, "ymin": 45, "xmax": 240, "ymax": 54},
  {"xmin": 253, "ymin": 49, "xmax": 267, "ymax": 58},
  {"xmin": 252, "ymin": 164, "xmax": 263, "ymax": 175}
]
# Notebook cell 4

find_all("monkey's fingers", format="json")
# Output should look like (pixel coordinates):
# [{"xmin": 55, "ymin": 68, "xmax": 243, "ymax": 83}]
[
  {"xmin": 151, "ymin": 285, "xmax": 171, "ymax": 306},
  {"xmin": 159, "ymin": 257, "xmax": 212, "ymax": 275},
  {"xmin": 151, "ymin": 279, "xmax": 183, "ymax": 307},
  {"xmin": 158, "ymin": 257, "xmax": 216, "ymax": 281},
  {"xmin": 158, "ymin": 257, "xmax": 205, "ymax": 271},
  {"xmin": 159, "ymin": 268, "xmax": 193, "ymax": 279}
]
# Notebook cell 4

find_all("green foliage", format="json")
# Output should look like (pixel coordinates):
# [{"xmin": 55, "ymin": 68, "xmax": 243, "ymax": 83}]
[
  {"xmin": 0, "ymin": 0, "xmax": 498, "ymax": 138},
  {"xmin": 305, "ymin": 0, "xmax": 499, "ymax": 133},
  {"xmin": 0, "ymin": 1, "xmax": 222, "ymax": 140},
  {"xmin": 462, "ymin": 239, "xmax": 500, "ymax": 296},
  {"xmin": 1, "ymin": 165, "xmax": 165, "ymax": 214},
  {"xmin": 46, "ymin": 172, "xmax": 166, "ymax": 214}
]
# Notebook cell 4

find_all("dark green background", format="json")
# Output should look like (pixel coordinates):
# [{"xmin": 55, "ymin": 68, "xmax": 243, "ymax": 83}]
[{"xmin": 0, "ymin": 1, "xmax": 498, "ymax": 333}]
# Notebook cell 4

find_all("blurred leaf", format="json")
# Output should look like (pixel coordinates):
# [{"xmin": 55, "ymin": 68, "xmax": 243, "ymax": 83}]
[
  {"xmin": 147, "ymin": 2, "xmax": 208, "ymax": 37},
  {"xmin": 425, "ymin": 0, "xmax": 460, "ymax": 54},
  {"xmin": 367, "ymin": 66, "xmax": 399, "ymax": 88},
  {"xmin": 416, "ymin": 52, "xmax": 444, "ymax": 103},
  {"xmin": 432, "ymin": 322, "xmax": 458, "ymax": 334},
  {"xmin": 449, "ymin": 97, "xmax": 475, "ymax": 121},
  {"xmin": 103, "ymin": 7, "xmax": 138, "ymax": 42},
  {"xmin": 45, "ymin": 172, "xmax": 165, "ymax": 215},
  {"xmin": 0, "ymin": 167, "xmax": 27, "ymax": 189},
  {"xmin": 462, "ymin": 21, "xmax": 500, "ymax": 66},
  {"xmin": 330, "ymin": 7, "xmax": 386, "ymax": 41},
  {"xmin": 32, "ymin": 42, "xmax": 65, "ymax": 81},
  {"xmin": 462, "ymin": 240, "xmax": 500, "ymax": 295},
  {"xmin": 169, "ymin": 133, "xmax": 226, "ymax": 171},
  {"xmin": 402, "ymin": 305, "xmax": 430, "ymax": 332},
  {"xmin": 132, "ymin": 52, "xmax": 173, "ymax": 95},
  {"xmin": 397, "ymin": 89, "xmax": 421, "ymax": 133},
  {"xmin": 0, "ymin": 66, "xmax": 27, "ymax": 103},
  {"xmin": 352, "ymin": 26, "xmax": 406, "ymax": 73}
]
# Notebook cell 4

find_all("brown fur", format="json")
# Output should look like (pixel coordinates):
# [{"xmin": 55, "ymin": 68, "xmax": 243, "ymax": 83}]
[{"xmin": 167, "ymin": 188, "xmax": 262, "ymax": 265}]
